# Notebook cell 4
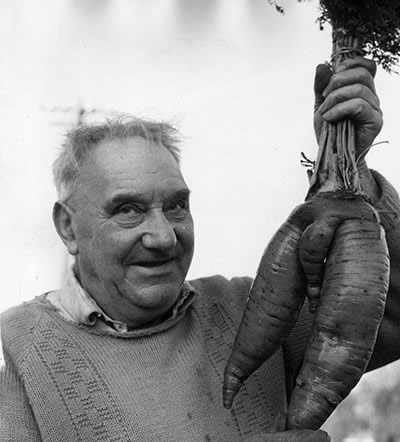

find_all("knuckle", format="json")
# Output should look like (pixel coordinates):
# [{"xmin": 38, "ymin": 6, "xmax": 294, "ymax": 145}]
[
  {"xmin": 341, "ymin": 56, "xmax": 377, "ymax": 76},
  {"xmin": 364, "ymin": 57, "xmax": 378, "ymax": 77},
  {"xmin": 353, "ymin": 99, "xmax": 366, "ymax": 118},
  {"xmin": 353, "ymin": 83, "xmax": 366, "ymax": 97},
  {"xmin": 358, "ymin": 66, "xmax": 373, "ymax": 82},
  {"xmin": 377, "ymin": 112, "xmax": 384, "ymax": 129},
  {"xmin": 329, "ymin": 73, "xmax": 342, "ymax": 90}
]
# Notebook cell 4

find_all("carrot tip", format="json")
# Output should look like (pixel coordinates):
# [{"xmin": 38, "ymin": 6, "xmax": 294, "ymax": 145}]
[
  {"xmin": 222, "ymin": 387, "xmax": 237, "ymax": 409},
  {"xmin": 308, "ymin": 301, "xmax": 317, "ymax": 314},
  {"xmin": 306, "ymin": 285, "xmax": 321, "ymax": 313},
  {"xmin": 222, "ymin": 372, "xmax": 242, "ymax": 409}
]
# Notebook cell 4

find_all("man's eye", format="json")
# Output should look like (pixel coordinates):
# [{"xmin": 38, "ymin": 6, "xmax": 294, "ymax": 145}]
[
  {"xmin": 165, "ymin": 200, "xmax": 189, "ymax": 216},
  {"xmin": 115, "ymin": 204, "xmax": 142, "ymax": 216}
]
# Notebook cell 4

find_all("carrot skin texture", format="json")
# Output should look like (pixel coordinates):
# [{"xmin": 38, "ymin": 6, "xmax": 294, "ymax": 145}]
[
  {"xmin": 287, "ymin": 217, "xmax": 389, "ymax": 430},
  {"xmin": 298, "ymin": 217, "xmax": 342, "ymax": 313},
  {"xmin": 222, "ymin": 220, "xmax": 307, "ymax": 409},
  {"xmin": 223, "ymin": 194, "xmax": 388, "ymax": 418}
]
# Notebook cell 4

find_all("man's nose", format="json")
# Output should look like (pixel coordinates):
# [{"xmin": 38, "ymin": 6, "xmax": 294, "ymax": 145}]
[{"xmin": 141, "ymin": 210, "xmax": 177, "ymax": 250}]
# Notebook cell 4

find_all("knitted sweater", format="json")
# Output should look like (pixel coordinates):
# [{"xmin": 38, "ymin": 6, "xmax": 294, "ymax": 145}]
[
  {"xmin": 1, "ymin": 276, "xmax": 290, "ymax": 441},
  {"xmin": 2, "ymin": 171, "xmax": 400, "ymax": 442}
]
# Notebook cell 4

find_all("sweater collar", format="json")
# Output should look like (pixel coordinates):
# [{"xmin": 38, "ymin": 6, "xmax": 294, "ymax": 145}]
[{"xmin": 46, "ymin": 267, "xmax": 196, "ymax": 336}]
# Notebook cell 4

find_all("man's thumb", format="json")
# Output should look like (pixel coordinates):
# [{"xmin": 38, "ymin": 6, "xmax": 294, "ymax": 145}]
[{"xmin": 314, "ymin": 63, "xmax": 332, "ymax": 109}]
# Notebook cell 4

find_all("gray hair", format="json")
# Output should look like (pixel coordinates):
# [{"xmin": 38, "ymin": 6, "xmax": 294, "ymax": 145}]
[{"xmin": 53, "ymin": 115, "xmax": 182, "ymax": 201}]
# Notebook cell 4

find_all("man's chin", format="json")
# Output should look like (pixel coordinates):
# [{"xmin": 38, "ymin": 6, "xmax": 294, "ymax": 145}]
[
  {"xmin": 121, "ymin": 282, "xmax": 182, "ymax": 312},
  {"xmin": 122, "ymin": 296, "xmax": 178, "ymax": 330}
]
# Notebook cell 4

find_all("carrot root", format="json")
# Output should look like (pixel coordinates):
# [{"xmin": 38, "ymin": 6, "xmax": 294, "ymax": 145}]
[
  {"xmin": 298, "ymin": 217, "xmax": 342, "ymax": 313},
  {"xmin": 222, "ymin": 220, "xmax": 307, "ymax": 409},
  {"xmin": 287, "ymin": 217, "xmax": 389, "ymax": 429},
  {"xmin": 223, "ymin": 194, "xmax": 388, "ymax": 426}
]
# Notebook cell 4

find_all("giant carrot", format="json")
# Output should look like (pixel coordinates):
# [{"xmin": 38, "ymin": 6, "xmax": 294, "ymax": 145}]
[
  {"xmin": 223, "ymin": 193, "xmax": 389, "ymax": 414},
  {"xmin": 287, "ymin": 207, "xmax": 388, "ymax": 429},
  {"xmin": 223, "ymin": 0, "xmax": 398, "ymax": 428},
  {"xmin": 223, "ymin": 216, "xmax": 307, "ymax": 409}
]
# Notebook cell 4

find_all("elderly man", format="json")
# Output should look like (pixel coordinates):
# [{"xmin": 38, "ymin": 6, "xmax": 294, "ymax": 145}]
[{"xmin": 2, "ymin": 57, "xmax": 400, "ymax": 441}]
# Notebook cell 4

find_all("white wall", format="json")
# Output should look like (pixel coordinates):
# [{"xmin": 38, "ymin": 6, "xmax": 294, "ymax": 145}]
[
  {"xmin": 1, "ymin": 0, "xmax": 399, "ymax": 312},
  {"xmin": 2, "ymin": 0, "xmax": 400, "ymax": 434}
]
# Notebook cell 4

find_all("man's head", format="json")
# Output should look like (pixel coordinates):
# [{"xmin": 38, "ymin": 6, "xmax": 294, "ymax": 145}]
[
  {"xmin": 53, "ymin": 116, "xmax": 182, "ymax": 201},
  {"xmin": 52, "ymin": 117, "xmax": 194, "ymax": 329}
]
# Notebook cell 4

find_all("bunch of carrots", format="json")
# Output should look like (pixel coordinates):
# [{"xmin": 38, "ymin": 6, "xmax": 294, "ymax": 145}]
[{"xmin": 222, "ymin": 0, "xmax": 399, "ymax": 429}]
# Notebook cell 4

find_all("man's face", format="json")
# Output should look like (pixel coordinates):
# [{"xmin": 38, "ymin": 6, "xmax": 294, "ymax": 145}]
[{"xmin": 67, "ymin": 136, "xmax": 194, "ymax": 328}]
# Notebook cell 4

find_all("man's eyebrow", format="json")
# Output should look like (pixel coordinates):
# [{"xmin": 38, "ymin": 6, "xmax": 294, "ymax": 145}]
[
  {"xmin": 103, "ymin": 192, "xmax": 146, "ymax": 211},
  {"xmin": 105, "ymin": 188, "xmax": 191, "ymax": 209},
  {"xmin": 168, "ymin": 188, "xmax": 191, "ymax": 199}
]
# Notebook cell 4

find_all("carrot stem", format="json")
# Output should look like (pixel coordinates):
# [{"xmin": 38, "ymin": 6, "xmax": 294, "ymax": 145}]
[{"xmin": 308, "ymin": 30, "xmax": 364, "ymax": 200}]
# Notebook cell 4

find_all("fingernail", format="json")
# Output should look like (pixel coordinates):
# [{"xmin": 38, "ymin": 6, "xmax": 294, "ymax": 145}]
[
  {"xmin": 322, "ymin": 110, "xmax": 331, "ymax": 120},
  {"xmin": 319, "ymin": 103, "xmax": 326, "ymax": 114}
]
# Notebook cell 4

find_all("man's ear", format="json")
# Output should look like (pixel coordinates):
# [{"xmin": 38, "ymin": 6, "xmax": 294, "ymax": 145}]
[{"xmin": 53, "ymin": 201, "xmax": 78, "ymax": 256}]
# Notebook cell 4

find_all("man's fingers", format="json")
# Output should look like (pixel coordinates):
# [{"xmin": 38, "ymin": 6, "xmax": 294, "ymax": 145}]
[
  {"xmin": 318, "ymin": 84, "xmax": 381, "ymax": 116},
  {"xmin": 334, "ymin": 55, "xmax": 377, "ymax": 78},
  {"xmin": 320, "ymin": 97, "xmax": 383, "ymax": 130},
  {"xmin": 313, "ymin": 56, "xmax": 382, "ymax": 154},
  {"xmin": 322, "ymin": 66, "xmax": 377, "ymax": 98},
  {"xmin": 315, "ymin": 57, "xmax": 377, "ymax": 112}
]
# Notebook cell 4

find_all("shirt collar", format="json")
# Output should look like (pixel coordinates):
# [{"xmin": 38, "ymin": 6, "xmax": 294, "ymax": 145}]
[{"xmin": 46, "ymin": 266, "xmax": 196, "ymax": 335}]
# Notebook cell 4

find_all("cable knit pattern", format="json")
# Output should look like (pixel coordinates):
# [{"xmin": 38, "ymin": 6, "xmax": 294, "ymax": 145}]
[
  {"xmin": 372, "ymin": 169, "xmax": 400, "ymax": 231},
  {"xmin": 1, "ymin": 276, "xmax": 288, "ymax": 442},
  {"xmin": 368, "ymin": 170, "xmax": 400, "ymax": 369}
]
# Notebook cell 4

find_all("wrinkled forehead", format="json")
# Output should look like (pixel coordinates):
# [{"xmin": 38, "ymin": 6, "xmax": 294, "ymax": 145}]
[
  {"xmin": 75, "ymin": 136, "xmax": 176, "ymax": 179},
  {"xmin": 92, "ymin": 136, "xmax": 178, "ymax": 167},
  {"xmin": 75, "ymin": 136, "xmax": 187, "ymax": 199}
]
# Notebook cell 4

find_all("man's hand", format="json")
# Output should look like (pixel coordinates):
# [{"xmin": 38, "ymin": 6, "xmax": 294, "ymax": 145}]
[
  {"xmin": 314, "ymin": 56, "xmax": 383, "ymax": 157},
  {"xmin": 244, "ymin": 429, "xmax": 330, "ymax": 441},
  {"xmin": 313, "ymin": 56, "xmax": 383, "ymax": 203}
]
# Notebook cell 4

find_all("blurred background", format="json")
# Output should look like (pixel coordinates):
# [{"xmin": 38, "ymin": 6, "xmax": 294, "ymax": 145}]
[{"xmin": 1, "ymin": 1, "xmax": 400, "ymax": 440}]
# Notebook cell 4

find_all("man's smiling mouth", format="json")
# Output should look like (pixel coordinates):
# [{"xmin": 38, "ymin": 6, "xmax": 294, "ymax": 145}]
[
  {"xmin": 134, "ymin": 258, "xmax": 176, "ymax": 268},
  {"xmin": 139, "ymin": 261, "xmax": 169, "ymax": 267}
]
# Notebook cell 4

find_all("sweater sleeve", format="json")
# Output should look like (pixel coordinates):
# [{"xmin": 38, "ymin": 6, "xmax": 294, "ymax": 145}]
[
  {"xmin": 0, "ymin": 352, "xmax": 42, "ymax": 442},
  {"xmin": 367, "ymin": 170, "xmax": 400, "ymax": 370}
]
